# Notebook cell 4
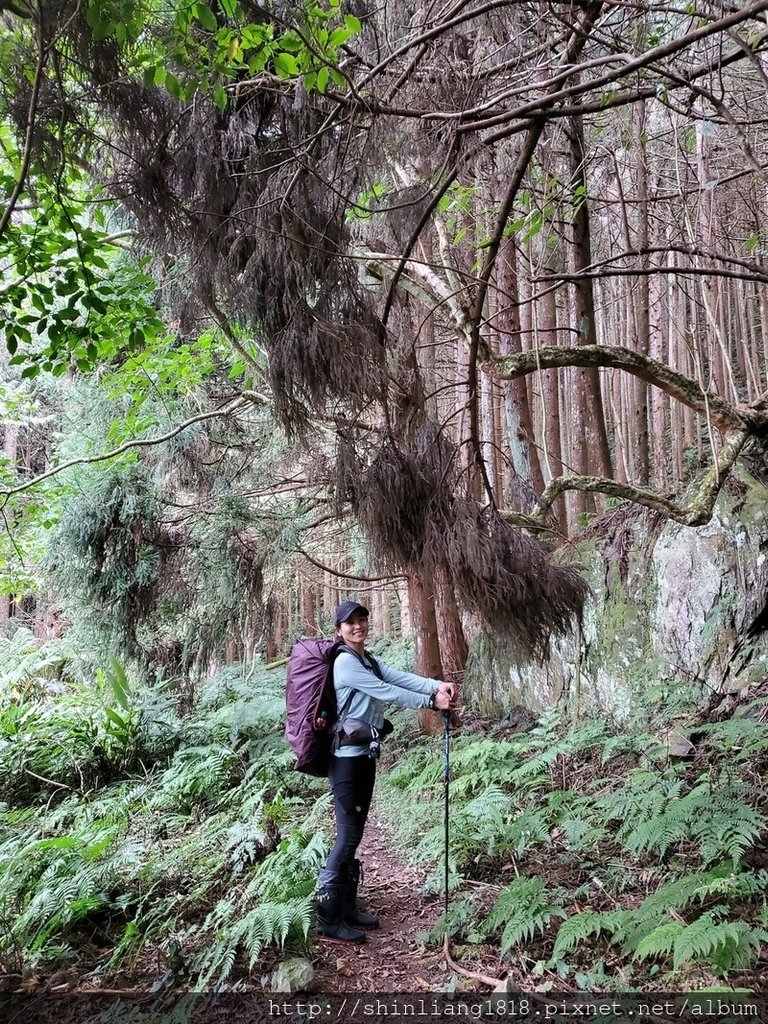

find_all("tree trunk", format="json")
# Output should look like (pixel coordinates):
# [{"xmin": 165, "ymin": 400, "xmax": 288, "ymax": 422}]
[
  {"xmin": 535, "ymin": 230, "xmax": 568, "ymax": 532},
  {"xmin": 568, "ymin": 114, "xmax": 613, "ymax": 486},
  {"xmin": 0, "ymin": 422, "xmax": 19, "ymax": 626},
  {"xmin": 409, "ymin": 575, "xmax": 445, "ymax": 736},
  {"xmin": 497, "ymin": 239, "xmax": 545, "ymax": 500},
  {"xmin": 631, "ymin": 100, "xmax": 651, "ymax": 485}
]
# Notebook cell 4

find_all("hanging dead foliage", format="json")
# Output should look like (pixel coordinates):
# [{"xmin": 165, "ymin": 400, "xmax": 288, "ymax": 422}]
[
  {"xmin": 98, "ymin": 58, "xmax": 386, "ymax": 432},
  {"xmin": 345, "ymin": 425, "xmax": 587, "ymax": 660}
]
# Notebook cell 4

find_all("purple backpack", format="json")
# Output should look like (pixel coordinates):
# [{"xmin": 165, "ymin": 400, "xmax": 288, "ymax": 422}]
[{"xmin": 284, "ymin": 638, "xmax": 346, "ymax": 776}]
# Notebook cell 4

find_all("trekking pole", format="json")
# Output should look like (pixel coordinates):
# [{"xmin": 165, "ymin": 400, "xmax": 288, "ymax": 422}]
[{"xmin": 443, "ymin": 709, "xmax": 451, "ymax": 923}]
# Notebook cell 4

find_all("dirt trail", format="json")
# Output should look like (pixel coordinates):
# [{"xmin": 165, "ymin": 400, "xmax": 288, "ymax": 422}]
[
  {"xmin": 1, "ymin": 811, "xmax": 502, "ymax": 1023},
  {"xmin": 310, "ymin": 811, "xmax": 470, "ymax": 993}
]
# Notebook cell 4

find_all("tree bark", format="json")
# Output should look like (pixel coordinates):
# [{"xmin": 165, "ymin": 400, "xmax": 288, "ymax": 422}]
[
  {"xmin": 408, "ymin": 575, "xmax": 445, "ymax": 736},
  {"xmin": 567, "ymin": 114, "xmax": 614, "ymax": 484},
  {"xmin": 497, "ymin": 239, "xmax": 545, "ymax": 499}
]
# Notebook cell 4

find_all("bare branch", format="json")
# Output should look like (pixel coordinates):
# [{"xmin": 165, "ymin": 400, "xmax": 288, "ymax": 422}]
[
  {"xmin": 0, "ymin": 396, "xmax": 266, "ymax": 499},
  {"xmin": 472, "ymin": 1, "xmax": 768, "ymax": 140},
  {"xmin": 489, "ymin": 344, "xmax": 749, "ymax": 432},
  {"xmin": 535, "ymin": 243, "xmax": 768, "ymax": 287},
  {"xmin": 0, "ymin": 13, "xmax": 47, "ymax": 241},
  {"xmin": 297, "ymin": 547, "xmax": 406, "ymax": 582},
  {"xmin": 507, "ymin": 425, "xmax": 751, "ymax": 529}
]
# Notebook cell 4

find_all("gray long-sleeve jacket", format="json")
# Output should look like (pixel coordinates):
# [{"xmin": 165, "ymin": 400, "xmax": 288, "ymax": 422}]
[{"xmin": 333, "ymin": 648, "xmax": 440, "ymax": 758}]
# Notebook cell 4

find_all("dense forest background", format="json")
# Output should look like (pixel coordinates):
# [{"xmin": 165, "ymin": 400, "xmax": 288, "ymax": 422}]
[{"xmin": 3, "ymin": 0, "xmax": 768, "ymax": 1001}]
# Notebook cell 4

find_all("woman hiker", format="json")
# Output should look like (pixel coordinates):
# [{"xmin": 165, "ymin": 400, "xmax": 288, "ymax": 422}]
[{"xmin": 316, "ymin": 599, "xmax": 455, "ymax": 944}]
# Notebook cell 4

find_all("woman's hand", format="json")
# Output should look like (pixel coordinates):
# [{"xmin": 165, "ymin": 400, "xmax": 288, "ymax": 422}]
[
  {"xmin": 433, "ymin": 687, "xmax": 453, "ymax": 710},
  {"xmin": 437, "ymin": 681, "xmax": 456, "ymax": 704}
]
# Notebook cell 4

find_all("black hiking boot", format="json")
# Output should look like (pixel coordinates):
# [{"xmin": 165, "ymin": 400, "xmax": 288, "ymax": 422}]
[
  {"xmin": 343, "ymin": 858, "xmax": 379, "ymax": 929},
  {"xmin": 315, "ymin": 869, "xmax": 367, "ymax": 944}
]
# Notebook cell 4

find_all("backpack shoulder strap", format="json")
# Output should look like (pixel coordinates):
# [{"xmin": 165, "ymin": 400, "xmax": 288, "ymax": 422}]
[
  {"xmin": 331, "ymin": 647, "xmax": 385, "ymax": 752},
  {"xmin": 333, "ymin": 645, "xmax": 383, "ymax": 723},
  {"xmin": 338, "ymin": 643, "xmax": 383, "ymax": 679},
  {"xmin": 365, "ymin": 653, "xmax": 383, "ymax": 679}
]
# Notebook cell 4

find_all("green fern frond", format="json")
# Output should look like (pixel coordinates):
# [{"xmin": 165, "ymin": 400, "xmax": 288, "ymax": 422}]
[
  {"xmin": 502, "ymin": 806, "xmax": 552, "ymax": 857},
  {"xmin": 418, "ymin": 895, "xmax": 476, "ymax": 945},
  {"xmin": 483, "ymin": 877, "xmax": 566, "ymax": 955},
  {"xmin": 600, "ymin": 732, "xmax": 664, "ymax": 764},
  {"xmin": 631, "ymin": 911, "xmax": 768, "ymax": 974},
  {"xmin": 559, "ymin": 816, "xmax": 609, "ymax": 851},
  {"xmin": 697, "ymin": 717, "xmax": 768, "ymax": 762},
  {"xmin": 446, "ymin": 739, "xmax": 524, "ymax": 794},
  {"xmin": 552, "ymin": 910, "xmax": 614, "ymax": 959},
  {"xmin": 632, "ymin": 920, "xmax": 684, "ymax": 963},
  {"xmin": 607, "ymin": 773, "xmax": 765, "ymax": 865},
  {"xmin": 192, "ymin": 896, "xmax": 313, "ymax": 986}
]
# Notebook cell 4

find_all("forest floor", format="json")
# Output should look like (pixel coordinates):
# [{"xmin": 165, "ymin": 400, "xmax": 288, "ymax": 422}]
[
  {"xmin": 3, "ymin": 803, "xmax": 503, "ymax": 1024},
  {"xmin": 310, "ymin": 811, "xmax": 497, "ymax": 993}
]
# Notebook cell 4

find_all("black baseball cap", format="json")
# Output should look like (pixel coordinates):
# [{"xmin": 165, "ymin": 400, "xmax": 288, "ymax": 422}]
[{"xmin": 335, "ymin": 600, "xmax": 370, "ymax": 624}]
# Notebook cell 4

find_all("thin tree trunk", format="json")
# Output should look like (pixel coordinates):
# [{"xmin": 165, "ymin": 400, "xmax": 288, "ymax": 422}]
[
  {"xmin": 568, "ymin": 114, "xmax": 613, "ymax": 486},
  {"xmin": 408, "ymin": 575, "xmax": 445, "ymax": 736},
  {"xmin": 536, "ymin": 270, "xmax": 567, "ymax": 533},
  {"xmin": 0, "ymin": 423, "xmax": 19, "ymax": 626},
  {"xmin": 497, "ymin": 239, "xmax": 545, "ymax": 500}
]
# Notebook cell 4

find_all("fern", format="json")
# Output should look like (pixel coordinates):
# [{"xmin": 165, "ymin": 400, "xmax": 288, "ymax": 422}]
[
  {"xmin": 697, "ymin": 716, "xmax": 768, "ymax": 763},
  {"xmin": 413, "ymin": 784, "xmax": 513, "ymax": 868},
  {"xmin": 0, "ymin": 628, "xmax": 69, "ymax": 697},
  {"xmin": 633, "ymin": 911, "xmax": 768, "ymax": 972},
  {"xmin": 2, "ymin": 826, "xmax": 118, "ymax": 962},
  {"xmin": 192, "ymin": 887, "xmax": 313, "ymax": 985},
  {"xmin": 483, "ymin": 877, "xmax": 566, "ymax": 954},
  {"xmin": 552, "ymin": 864, "xmax": 768, "ymax": 976},
  {"xmin": 553, "ymin": 910, "xmax": 615, "ymax": 960},
  {"xmin": 559, "ymin": 815, "xmax": 609, "ymax": 851},
  {"xmin": 631, "ymin": 919, "xmax": 684, "ymax": 963},
  {"xmin": 600, "ymin": 731, "xmax": 664, "ymax": 764},
  {"xmin": 149, "ymin": 743, "xmax": 242, "ymax": 810},
  {"xmin": 622, "ymin": 779, "xmax": 764, "ymax": 864},
  {"xmin": 593, "ymin": 768, "xmax": 685, "ymax": 827},
  {"xmin": 445, "ymin": 737, "xmax": 533, "ymax": 794},
  {"xmin": 638, "ymin": 867, "xmax": 768, "ymax": 916},
  {"xmin": 501, "ymin": 805, "xmax": 553, "ymax": 857},
  {"xmin": 418, "ymin": 895, "xmax": 477, "ymax": 945}
]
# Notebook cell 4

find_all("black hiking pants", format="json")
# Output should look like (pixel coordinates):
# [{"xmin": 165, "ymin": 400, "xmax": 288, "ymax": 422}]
[{"xmin": 324, "ymin": 754, "xmax": 376, "ymax": 875}]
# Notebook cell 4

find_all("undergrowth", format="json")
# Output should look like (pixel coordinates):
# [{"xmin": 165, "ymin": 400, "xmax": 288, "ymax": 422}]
[
  {"xmin": 0, "ymin": 634, "xmax": 329, "ymax": 988},
  {"xmin": 381, "ymin": 705, "xmax": 768, "ymax": 990},
  {"xmin": 6, "ymin": 625, "xmax": 768, "ymax": 992}
]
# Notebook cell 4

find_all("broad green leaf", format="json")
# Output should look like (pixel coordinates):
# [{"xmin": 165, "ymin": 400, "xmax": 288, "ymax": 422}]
[
  {"xmin": 108, "ymin": 657, "xmax": 132, "ymax": 709},
  {"xmin": 273, "ymin": 51, "xmax": 299, "ymax": 77},
  {"xmin": 165, "ymin": 72, "xmax": 182, "ymax": 99},
  {"xmin": 105, "ymin": 706, "xmax": 128, "ymax": 730},
  {"xmin": 329, "ymin": 28, "xmax": 351, "ymax": 49},
  {"xmin": 195, "ymin": 3, "xmax": 218, "ymax": 31}
]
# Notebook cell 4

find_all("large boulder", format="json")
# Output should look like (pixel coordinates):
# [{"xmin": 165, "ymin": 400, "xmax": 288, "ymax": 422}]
[{"xmin": 465, "ymin": 467, "xmax": 768, "ymax": 720}]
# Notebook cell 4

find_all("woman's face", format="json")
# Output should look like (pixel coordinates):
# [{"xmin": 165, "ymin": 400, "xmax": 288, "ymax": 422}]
[{"xmin": 338, "ymin": 611, "xmax": 369, "ymax": 646}]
